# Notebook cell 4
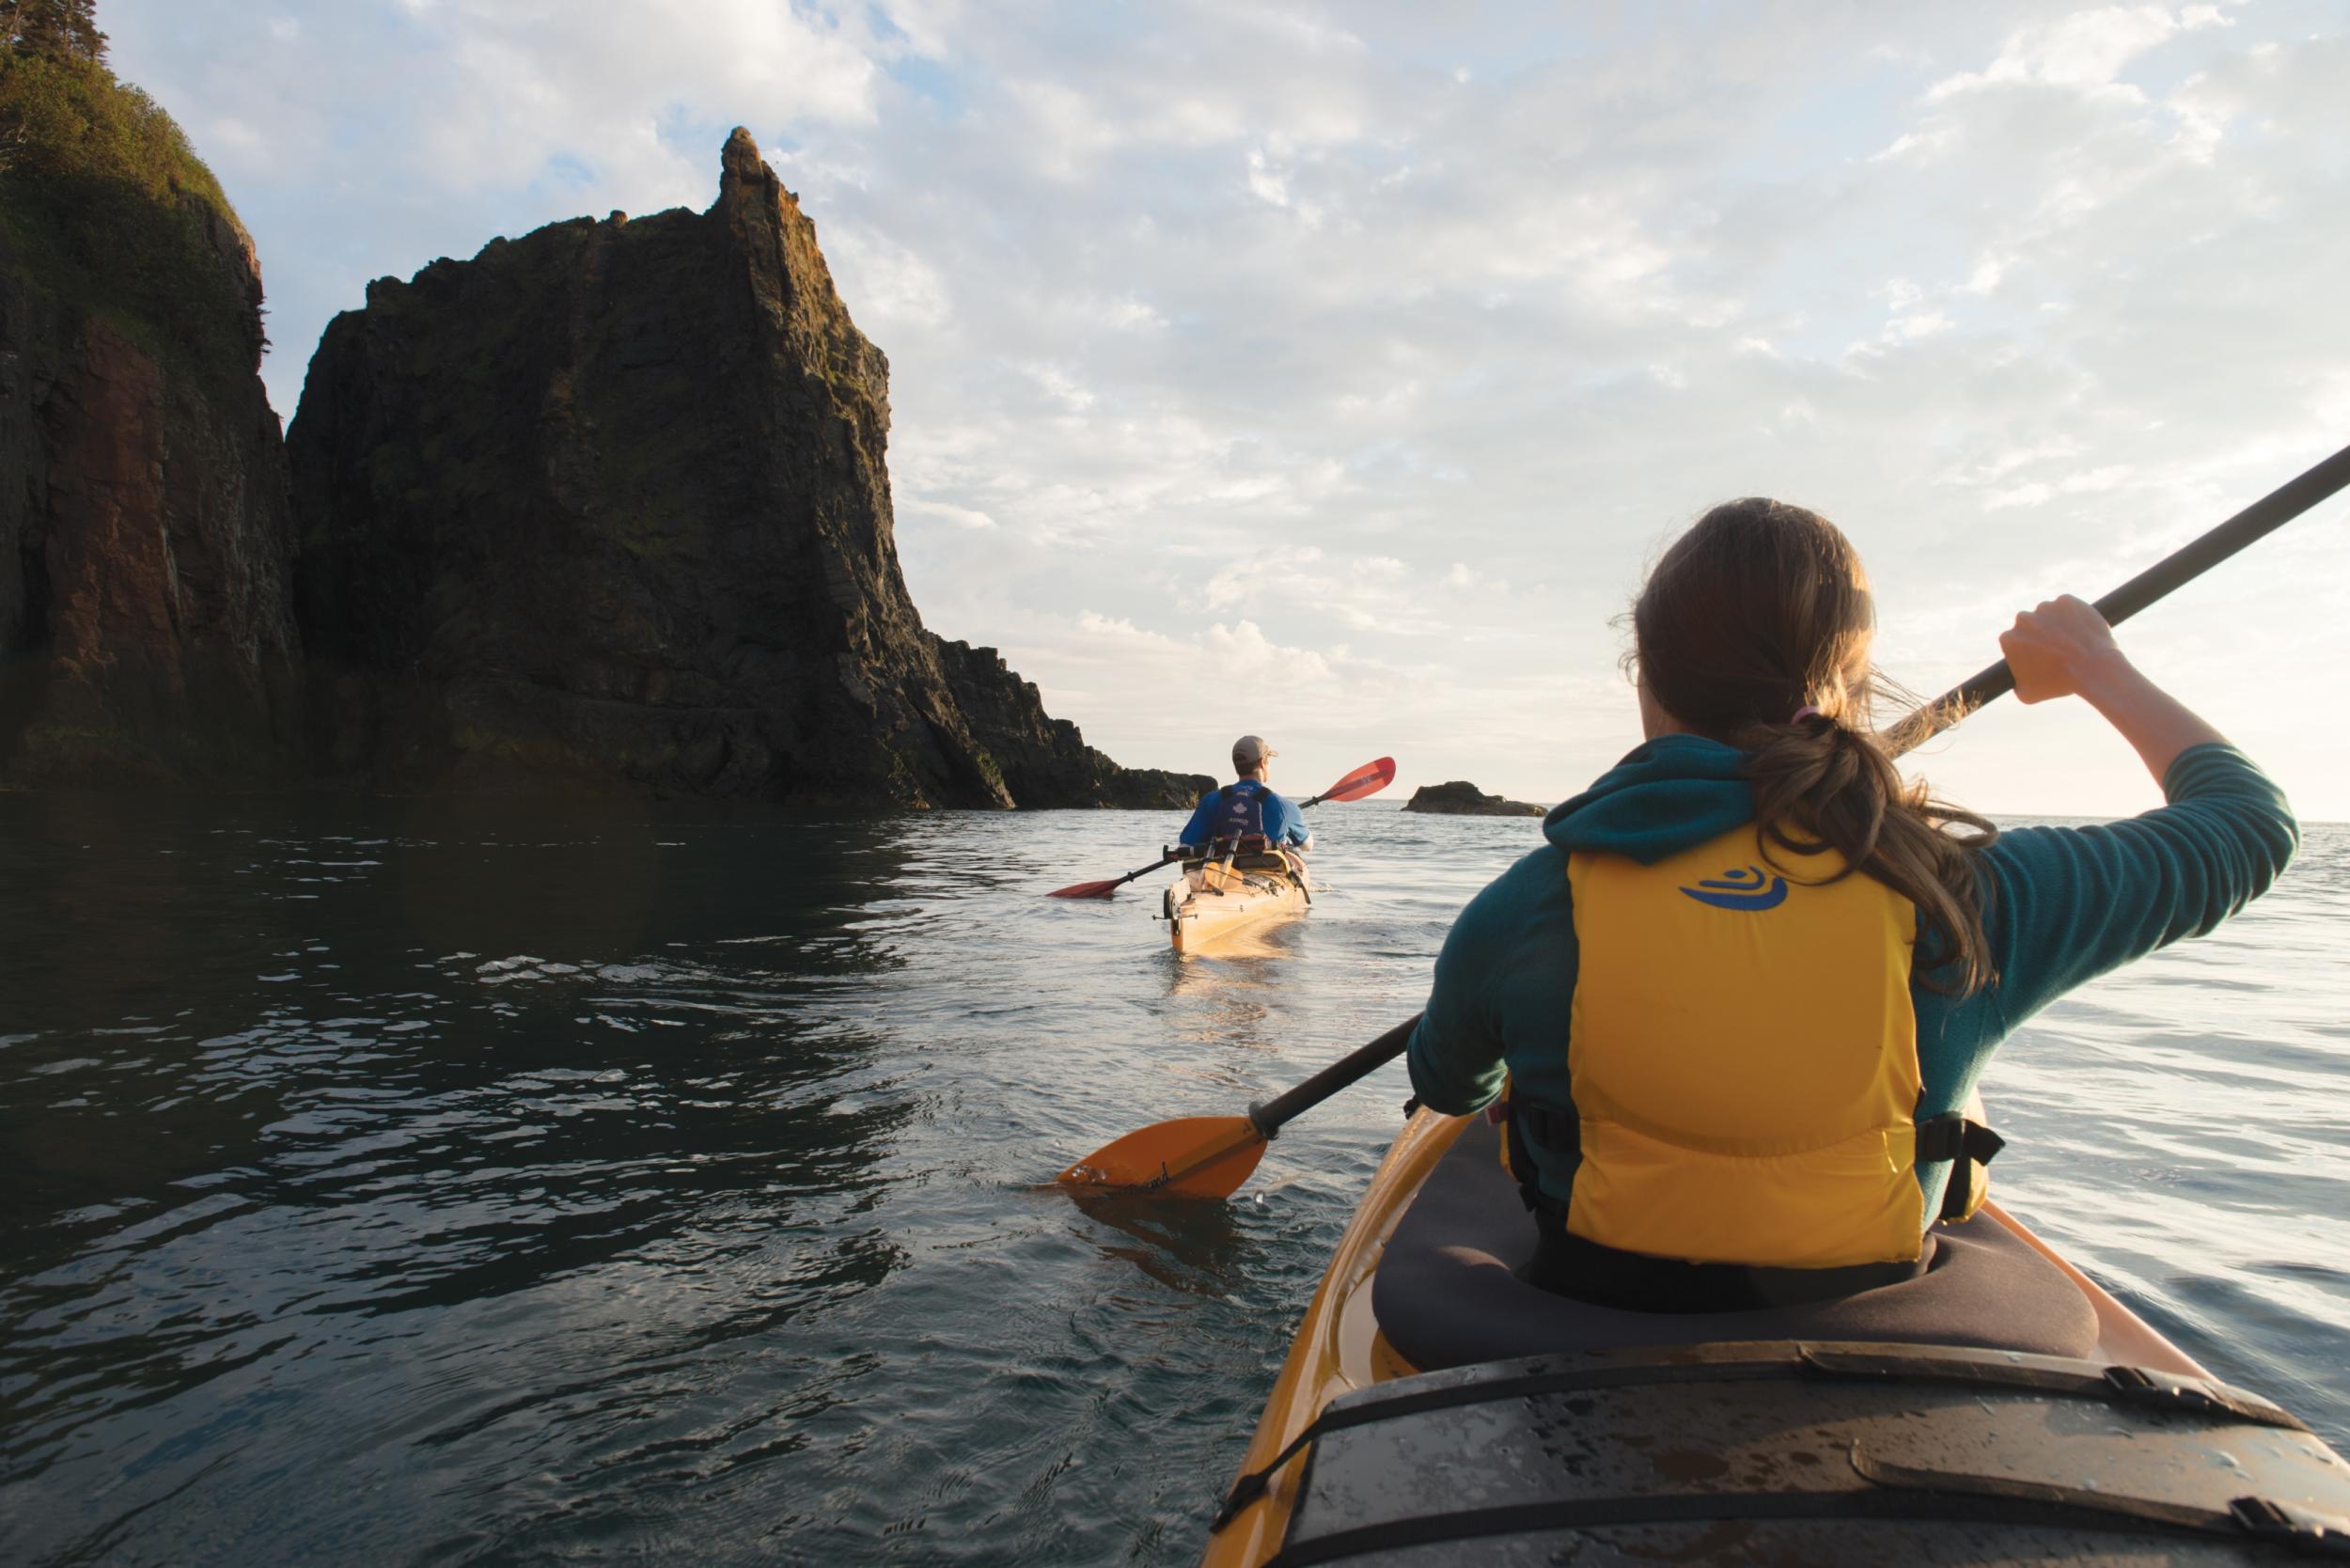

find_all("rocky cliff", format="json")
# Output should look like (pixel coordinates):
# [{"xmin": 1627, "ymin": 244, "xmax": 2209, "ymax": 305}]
[
  {"xmin": 0, "ymin": 54, "xmax": 300, "ymax": 785},
  {"xmin": 930, "ymin": 636, "xmax": 1211, "ymax": 808},
  {"xmin": 288, "ymin": 129, "xmax": 1201, "ymax": 808}
]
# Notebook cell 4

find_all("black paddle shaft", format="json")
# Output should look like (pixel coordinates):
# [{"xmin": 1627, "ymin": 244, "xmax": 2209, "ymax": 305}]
[
  {"xmin": 1250, "ymin": 1013, "xmax": 1424, "ymax": 1137},
  {"xmin": 1893, "ymin": 438, "xmax": 2350, "ymax": 755},
  {"xmin": 1123, "ymin": 851, "xmax": 1183, "ymax": 883}
]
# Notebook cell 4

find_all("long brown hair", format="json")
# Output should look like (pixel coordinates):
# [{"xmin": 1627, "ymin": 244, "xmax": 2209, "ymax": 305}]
[{"xmin": 1632, "ymin": 498, "xmax": 1998, "ymax": 992}]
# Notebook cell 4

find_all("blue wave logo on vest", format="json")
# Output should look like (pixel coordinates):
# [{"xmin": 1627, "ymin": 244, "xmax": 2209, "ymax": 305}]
[{"xmin": 1679, "ymin": 865, "xmax": 1788, "ymax": 911}]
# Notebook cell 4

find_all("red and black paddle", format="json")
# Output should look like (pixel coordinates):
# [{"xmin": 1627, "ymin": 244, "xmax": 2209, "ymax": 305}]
[{"xmin": 1045, "ymin": 757, "xmax": 1397, "ymax": 899}]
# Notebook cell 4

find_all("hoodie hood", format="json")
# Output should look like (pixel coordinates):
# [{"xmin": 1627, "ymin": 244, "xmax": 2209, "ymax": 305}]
[{"xmin": 1543, "ymin": 735, "xmax": 1756, "ymax": 865}]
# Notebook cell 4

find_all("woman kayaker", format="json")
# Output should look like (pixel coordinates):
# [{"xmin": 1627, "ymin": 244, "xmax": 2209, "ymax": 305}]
[{"xmin": 1406, "ymin": 496, "xmax": 2298, "ymax": 1312}]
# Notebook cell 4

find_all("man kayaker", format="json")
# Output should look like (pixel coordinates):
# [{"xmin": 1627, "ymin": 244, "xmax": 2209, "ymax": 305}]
[{"xmin": 1180, "ymin": 736, "xmax": 1313, "ymax": 858}]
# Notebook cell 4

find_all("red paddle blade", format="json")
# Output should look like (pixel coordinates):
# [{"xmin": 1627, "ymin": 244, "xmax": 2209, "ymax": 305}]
[
  {"xmin": 1316, "ymin": 756, "xmax": 1396, "ymax": 804},
  {"xmin": 1047, "ymin": 878, "xmax": 1124, "ymax": 899},
  {"xmin": 1057, "ymin": 1116, "xmax": 1269, "ymax": 1199}
]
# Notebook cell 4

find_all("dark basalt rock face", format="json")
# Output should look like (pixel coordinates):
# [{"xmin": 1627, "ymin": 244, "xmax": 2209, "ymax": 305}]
[
  {"xmin": 930, "ymin": 637, "xmax": 1209, "ymax": 808},
  {"xmin": 0, "ymin": 119, "xmax": 301, "ymax": 787},
  {"xmin": 288, "ymin": 129, "xmax": 1201, "ymax": 808},
  {"xmin": 1403, "ymin": 780, "xmax": 1548, "ymax": 817}
]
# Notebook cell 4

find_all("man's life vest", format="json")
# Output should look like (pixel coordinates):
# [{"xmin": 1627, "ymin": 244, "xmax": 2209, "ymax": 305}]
[
  {"xmin": 1210, "ymin": 781, "xmax": 1271, "ymax": 844},
  {"xmin": 1502, "ymin": 823, "xmax": 2002, "ymax": 1269}
]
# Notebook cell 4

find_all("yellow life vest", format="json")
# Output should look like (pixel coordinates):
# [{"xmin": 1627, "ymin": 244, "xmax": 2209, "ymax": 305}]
[{"xmin": 1515, "ymin": 823, "xmax": 1990, "ymax": 1269}]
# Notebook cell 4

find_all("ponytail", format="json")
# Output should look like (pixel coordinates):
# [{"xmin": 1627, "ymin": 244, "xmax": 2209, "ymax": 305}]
[
  {"xmin": 1636, "ymin": 499, "xmax": 1998, "ymax": 994},
  {"xmin": 1732, "ymin": 710, "xmax": 1998, "ymax": 994}
]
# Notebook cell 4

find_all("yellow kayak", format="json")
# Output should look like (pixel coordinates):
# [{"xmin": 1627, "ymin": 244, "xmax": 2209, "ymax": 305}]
[
  {"xmin": 1164, "ymin": 855, "xmax": 1309, "ymax": 956},
  {"xmin": 1201, "ymin": 1109, "xmax": 2350, "ymax": 1566}
]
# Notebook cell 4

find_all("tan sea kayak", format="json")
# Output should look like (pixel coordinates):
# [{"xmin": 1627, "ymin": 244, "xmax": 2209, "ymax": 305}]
[{"xmin": 1163, "ymin": 855, "xmax": 1309, "ymax": 956}]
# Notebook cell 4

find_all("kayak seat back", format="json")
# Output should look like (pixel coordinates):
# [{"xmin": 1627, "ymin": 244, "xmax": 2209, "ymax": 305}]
[
  {"xmin": 1373, "ymin": 1118, "xmax": 2096, "ymax": 1370},
  {"xmin": 1208, "ymin": 833, "xmax": 1275, "ymax": 854},
  {"xmin": 1181, "ymin": 838, "xmax": 1287, "ymax": 871}
]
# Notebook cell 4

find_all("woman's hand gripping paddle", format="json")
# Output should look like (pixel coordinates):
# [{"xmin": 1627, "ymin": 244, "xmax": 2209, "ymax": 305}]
[
  {"xmin": 1058, "ymin": 440, "xmax": 2350, "ymax": 1198},
  {"xmin": 1043, "ymin": 757, "xmax": 1396, "ymax": 899}
]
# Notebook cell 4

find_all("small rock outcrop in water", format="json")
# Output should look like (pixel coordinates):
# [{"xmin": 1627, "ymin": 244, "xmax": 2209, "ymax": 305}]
[
  {"xmin": 0, "ymin": 52, "xmax": 301, "ymax": 786},
  {"xmin": 1403, "ymin": 781, "xmax": 1548, "ymax": 817},
  {"xmin": 288, "ymin": 129, "xmax": 1201, "ymax": 807}
]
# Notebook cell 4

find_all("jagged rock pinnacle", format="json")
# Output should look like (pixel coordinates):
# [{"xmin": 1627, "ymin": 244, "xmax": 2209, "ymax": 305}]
[
  {"xmin": 280, "ymin": 131, "xmax": 1210, "ymax": 808},
  {"xmin": 722, "ymin": 126, "xmax": 769, "ymax": 191}
]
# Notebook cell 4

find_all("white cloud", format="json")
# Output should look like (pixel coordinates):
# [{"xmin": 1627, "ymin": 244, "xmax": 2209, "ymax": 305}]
[
  {"xmin": 1924, "ymin": 5, "xmax": 2220, "ymax": 102},
  {"xmin": 1961, "ymin": 252, "xmax": 2012, "ymax": 294},
  {"xmin": 1870, "ymin": 124, "xmax": 1961, "ymax": 165},
  {"xmin": 1246, "ymin": 149, "xmax": 1290, "ymax": 208},
  {"xmin": 900, "ymin": 498, "xmax": 997, "ymax": 530},
  {"xmin": 1887, "ymin": 311, "xmax": 1952, "ymax": 342},
  {"xmin": 1018, "ymin": 362, "xmax": 1096, "ymax": 415},
  {"xmin": 1067, "ymin": 612, "xmax": 1338, "ymax": 684},
  {"xmin": 1203, "ymin": 547, "xmax": 1323, "ymax": 611},
  {"xmin": 1198, "ymin": 547, "xmax": 1440, "ymax": 633},
  {"xmin": 824, "ymin": 226, "xmax": 952, "ymax": 330},
  {"xmin": 1100, "ymin": 296, "xmax": 1166, "ymax": 332},
  {"xmin": 1009, "ymin": 78, "xmax": 1120, "ymax": 179},
  {"xmin": 1984, "ymin": 463, "xmax": 2139, "ymax": 510}
]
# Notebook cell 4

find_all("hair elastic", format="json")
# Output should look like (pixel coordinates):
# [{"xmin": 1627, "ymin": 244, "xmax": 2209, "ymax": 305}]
[{"xmin": 1792, "ymin": 704, "xmax": 1825, "ymax": 723}]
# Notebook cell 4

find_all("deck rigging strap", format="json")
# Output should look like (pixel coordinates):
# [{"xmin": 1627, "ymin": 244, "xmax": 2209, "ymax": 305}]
[
  {"xmin": 1207, "ymin": 1345, "xmax": 2306, "ymax": 1534},
  {"xmin": 1797, "ymin": 1346, "xmax": 2305, "ymax": 1430},
  {"xmin": 1258, "ymin": 1467, "xmax": 2350, "ymax": 1567},
  {"xmin": 1850, "ymin": 1447, "xmax": 2350, "ymax": 1555}
]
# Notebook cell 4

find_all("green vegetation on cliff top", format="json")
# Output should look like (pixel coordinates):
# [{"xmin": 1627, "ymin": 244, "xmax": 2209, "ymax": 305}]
[
  {"xmin": 3, "ymin": 1, "xmax": 108, "ymax": 68},
  {"xmin": 0, "ymin": 25, "xmax": 262, "ymax": 403}
]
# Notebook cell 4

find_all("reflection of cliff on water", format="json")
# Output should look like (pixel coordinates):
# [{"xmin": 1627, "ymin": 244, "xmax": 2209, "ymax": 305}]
[
  {"xmin": 2, "ymin": 794, "xmax": 921, "ymax": 1216},
  {"xmin": 0, "ymin": 798, "xmax": 926, "ymax": 1531}
]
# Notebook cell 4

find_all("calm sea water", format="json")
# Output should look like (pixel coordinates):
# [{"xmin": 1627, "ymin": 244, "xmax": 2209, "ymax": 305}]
[{"xmin": 3, "ymin": 795, "xmax": 2344, "ymax": 1565}]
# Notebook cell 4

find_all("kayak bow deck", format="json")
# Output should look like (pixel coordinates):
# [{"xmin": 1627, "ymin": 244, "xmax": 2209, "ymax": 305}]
[{"xmin": 1200, "ymin": 1109, "xmax": 2350, "ymax": 1567}]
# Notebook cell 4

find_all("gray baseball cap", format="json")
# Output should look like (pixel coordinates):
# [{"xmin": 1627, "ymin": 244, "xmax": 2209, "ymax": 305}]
[{"xmin": 1232, "ymin": 735, "xmax": 1277, "ymax": 768}]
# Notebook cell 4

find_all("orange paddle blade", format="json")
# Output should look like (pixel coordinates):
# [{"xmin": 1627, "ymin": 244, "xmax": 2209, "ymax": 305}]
[
  {"xmin": 1316, "ymin": 756, "xmax": 1396, "ymax": 804},
  {"xmin": 1057, "ymin": 1115, "xmax": 1269, "ymax": 1199}
]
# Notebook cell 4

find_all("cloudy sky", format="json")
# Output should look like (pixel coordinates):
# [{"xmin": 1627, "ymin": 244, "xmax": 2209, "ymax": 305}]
[{"xmin": 112, "ymin": 0, "xmax": 2350, "ymax": 816}]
